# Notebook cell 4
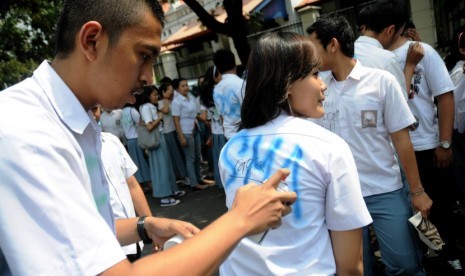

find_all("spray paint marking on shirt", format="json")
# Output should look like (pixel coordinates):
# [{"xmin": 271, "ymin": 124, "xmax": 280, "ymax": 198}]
[{"xmin": 222, "ymin": 134, "xmax": 303, "ymax": 219}]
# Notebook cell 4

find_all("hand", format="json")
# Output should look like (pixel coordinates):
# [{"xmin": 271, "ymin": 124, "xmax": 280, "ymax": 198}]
[
  {"xmin": 406, "ymin": 29, "xmax": 421, "ymax": 41},
  {"xmin": 411, "ymin": 192, "xmax": 432, "ymax": 218},
  {"xmin": 144, "ymin": 217, "xmax": 200, "ymax": 245},
  {"xmin": 434, "ymin": 147, "xmax": 452, "ymax": 168},
  {"xmin": 229, "ymin": 168, "xmax": 297, "ymax": 236},
  {"xmin": 179, "ymin": 136, "xmax": 188, "ymax": 147},
  {"xmin": 406, "ymin": 42, "xmax": 424, "ymax": 67}
]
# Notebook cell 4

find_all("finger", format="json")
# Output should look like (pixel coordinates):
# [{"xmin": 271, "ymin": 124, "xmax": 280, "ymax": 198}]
[
  {"xmin": 282, "ymin": 205, "xmax": 292, "ymax": 217},
  {"xmin": 262, "ymin": 168, "xmax": 290, "ymax": 190},
  {"xmin": 276, "ymin": 191, "xmax": 297, "ymax": 205}
]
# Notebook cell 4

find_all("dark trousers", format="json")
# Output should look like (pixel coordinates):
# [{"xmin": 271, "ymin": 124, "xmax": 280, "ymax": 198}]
[{"xmin": 415, "ymin": 148, "xmax": 461, "ymax": 258}]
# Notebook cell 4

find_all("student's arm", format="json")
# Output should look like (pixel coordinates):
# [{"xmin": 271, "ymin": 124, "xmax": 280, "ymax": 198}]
[
  {"xmin": 145, "ymin": 116, "xmax": 161, "ymax": 132},
  {"xmin": 126, "ymin": 175, "xmax": 152, "ymax": 217},
  {"xmin": 159, "ymin": 99, "xmax": 170, "ymax": 114},
  {"xmin": 330, "ymin": 228, "xmax": 364, "ymax": 276},
  {"xmin": 102, "ymin": 169, "xmax": 297, "ymax": 276},
  {"xmin": 390, "ymin": 128, "xmax": 432, "ymax": 218},
  {"xmin": 434, "ymin": 92, "xmax": 455, "ymax": 168},
  {"xmin": 404, "ymin": 42, "xmax": 424, "ymax": 98},
  {"xmin": 173, "ymin": 115, "xmax": 187, "ymax": 147}
]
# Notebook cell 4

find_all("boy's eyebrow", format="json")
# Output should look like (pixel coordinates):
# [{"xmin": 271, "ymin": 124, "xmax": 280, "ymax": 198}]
[{"xmin": 142, "ymin": 44, "xmax": 160, "ymax": 57}]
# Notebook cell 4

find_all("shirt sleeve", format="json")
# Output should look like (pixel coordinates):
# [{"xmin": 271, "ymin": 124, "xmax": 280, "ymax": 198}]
[
  {"xmin": 171, "ymin": 98, "xmax": 181, "ymax": 117},
  {"xmin": 325, "ymin": 140, "xmax": 372, "ymax": 231},
  {"xmin": 130, "ymin": 107, "xmax": 140, "ymax": 124},
  {"xmin": 423, "ymin": 43, "xmax": 455, "ymax": 96},
  {"xmin": 140, "ymin": 104, "xmax": 153, "ymax": 123},
  {"xmin": 0, "ymin": 127, "xmax": 126, "ymax": 275},
  {"xmin": 382, "ymin": 73, "xmax": 416, "ymax": 132}
]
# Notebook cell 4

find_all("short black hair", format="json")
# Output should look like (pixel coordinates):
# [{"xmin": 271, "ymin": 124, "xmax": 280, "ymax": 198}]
[
  {"xmin": 172, "ymin": 78, "xmax": 187, "ymax": 90},
  {"xmin": 359, "ymin": 0, "xmax": 408, "ymax": 34},
  {"xmin": 241, "ymin": 32, "xmax": 320, "ymax": 129},
  {"xmin": 307, "ymin": 14, "xmax": 355, "ymax": 58},
  {"xmin": 55, "ymin": 0, "xmax": 164, "ymax": 58},
  {"xmin": 213, "ymin": 49, "xmax": 236, "ymax": 74}
]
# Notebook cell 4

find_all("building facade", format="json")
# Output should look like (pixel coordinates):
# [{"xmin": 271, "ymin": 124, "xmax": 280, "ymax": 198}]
[{"xmin": 155, "ymin": 0, "xmax": 464, "ymax": 82}]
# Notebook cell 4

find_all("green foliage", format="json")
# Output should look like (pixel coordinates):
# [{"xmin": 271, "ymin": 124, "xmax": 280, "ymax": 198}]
[{"xmin": 0, "ymin": 0, "xmax": 62, "ymax": 88}]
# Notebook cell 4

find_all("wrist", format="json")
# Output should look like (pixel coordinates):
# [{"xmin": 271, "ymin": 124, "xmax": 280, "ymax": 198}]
[
  {"xmin": 409, "ymin": 188, "xmax": 425, "ymax": 197},
  {"xmin": 137, "ymin": 216, "xmax": 153, "ymax": 244}
]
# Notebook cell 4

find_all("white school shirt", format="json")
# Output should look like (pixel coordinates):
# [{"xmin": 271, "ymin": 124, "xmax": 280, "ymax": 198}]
[
  {"xmin": 312, "ymin": 61, "xmax": 415, "ymax": 197},
  {"xmin": 101, "ymin": 132, "xmax": 143, "ymax": 255},
  {"xmin": 355, "ymin": 36, "xmax": 408, "ymax": 100},
  {"xmin": 206, "ymin": 104, "xmax": 224, "ymax": 135},
  {"xmin": 121, "ymin": 106, "xmax": 139, "ymax": 139},
  {"xmin": 158, "ymin": 99, "xmax": 176, "ymax": 133},
  {"xmin": 450, "ymin": 60, "xmax": 465, "ymax": 133},
  {"xmin": 140, "ymin": 103, "xmax": 162, "ymax": 132},
  {"xmin": 219, "ymin": 113, "xmax": 371, "ymax": 275},
  {"xmin": 392, "ymin": 41, "xmax": 455, "ymax": 150},
  {"xmin": 0, "ymin": 61, "xmax": 125, "ymax": 275},
  {"xmin": 213, "ymin": 73, "xmax": 244, "ymax": 139},
  {"xmin": 171, "ymin": 93, "xmax": 198, "ymax": 134},
  {"xmin": 100, "ymin": 109, "xmax": 125, "ymax": 141}
]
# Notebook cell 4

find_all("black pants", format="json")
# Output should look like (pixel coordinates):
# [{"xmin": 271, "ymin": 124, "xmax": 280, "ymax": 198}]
[{"xmin": 415, "ymin": 148, "xmax": 460, "ymax": 258}]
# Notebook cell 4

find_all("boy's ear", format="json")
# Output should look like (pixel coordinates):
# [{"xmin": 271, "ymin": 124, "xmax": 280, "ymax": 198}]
[
  {"xmin": 78, "ymin": 21, "xmax": 105, "ymax": 62},
  {"xmin": 329, "ymin": 38, "xmax": 339, "ymax": 53}
]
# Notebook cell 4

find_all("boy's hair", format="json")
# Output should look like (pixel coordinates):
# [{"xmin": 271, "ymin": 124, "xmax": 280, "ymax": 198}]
[
  {"xmin": 358, "ymin": 0, "xmax": 408, "ymax": 34},
  {"xmin": 55, "ymin": 0, "xmax": 164, "ymax": 58},
  {"xmin": 213, "ymin": 49, "xmax": 236, "ymax": 74},
  {"xmin": 307, "ymin": 14, "xmax": 355, "ymax": 58},
  {"xmin": 241, "ymin": 32, "xmax": 320, "ymax": 129}
]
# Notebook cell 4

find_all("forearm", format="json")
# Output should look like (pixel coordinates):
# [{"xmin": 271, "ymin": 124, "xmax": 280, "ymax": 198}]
[
  {"xmin": 132, "ymin": 211, "xmax": 248, "ymax": 275},
  {"xmin": 404, "ymin": 63, "xmax": 415, "ymax": 98},
  {"xmin": 173, "ymin": 116, "xmax": 185, "ymax": 140},
  {"xmin": 115, "ymin": 218, "xmax": 140, "ymax": 246},
  {"xmin": 330, "ymin": 229, "xmax": 363, "ymax": 276},
  {"xmin": 127, "ymin": 176, "xmax": 152, "ymax": 217},
  {"xmin": 391, "ymin": 129, "xmax": 423, "ymax": 192},
  {"xmin": 437, "ymin": 92, "xmax": 455, "ymax": 142},
  {"xmin": 145, "ymin": 117, "xmax": 160, "ymax": 131}
]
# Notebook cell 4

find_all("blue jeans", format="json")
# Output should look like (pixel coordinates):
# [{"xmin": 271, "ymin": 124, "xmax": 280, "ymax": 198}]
[
  {"xmin": 363, "ymin": 189, "xmax": 425, "ymax": 276},
  {"xmin": 182, "ymin": 132, "xmax": 201, "ymax": 187}
]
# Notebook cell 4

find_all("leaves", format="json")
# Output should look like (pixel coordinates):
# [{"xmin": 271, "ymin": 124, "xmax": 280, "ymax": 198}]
[{"xmin": 0, "ymin": 0, "xmax": 62, "ymax": 88}]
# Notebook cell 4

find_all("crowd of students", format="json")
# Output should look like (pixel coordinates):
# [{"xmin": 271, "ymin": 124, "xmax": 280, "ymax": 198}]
[{"xmin": 1, "ymin": 0, "xmax": 465, "ymax": 275}]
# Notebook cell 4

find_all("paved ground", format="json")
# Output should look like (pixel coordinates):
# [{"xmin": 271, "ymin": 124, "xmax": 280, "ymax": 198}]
[{"xmin": 142, "ymin": 184, "xmax": 465, "ymax": 275}]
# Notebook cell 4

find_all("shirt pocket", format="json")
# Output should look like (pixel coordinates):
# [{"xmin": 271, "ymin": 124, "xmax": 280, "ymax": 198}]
[{"xmin": 350, "ymin": 100, "xmax": 384, "ymax": 133}]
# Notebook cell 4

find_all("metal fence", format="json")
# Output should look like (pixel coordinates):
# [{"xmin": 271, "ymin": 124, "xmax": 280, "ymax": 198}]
[{"xmin": 177, "ymin": 53, "xmax": 215, "ymax": 80}]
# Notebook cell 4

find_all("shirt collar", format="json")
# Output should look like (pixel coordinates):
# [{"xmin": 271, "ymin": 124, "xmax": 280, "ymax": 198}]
[
  {"xmin": 357, "ymin": 36, "xmax": 384, "ymax": 49},
  {"xmin": 33, "ymin": 60, "xmax": 94, "ymax": 135},
  {"xmin": 327, "ymin": 60, "xmax": 364, "ymax": 83}
]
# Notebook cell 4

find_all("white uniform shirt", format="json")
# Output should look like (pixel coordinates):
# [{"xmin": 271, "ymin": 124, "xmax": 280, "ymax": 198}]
[
  {"xmin": 392, "ymin": 41, "xmax": 455, "ymax": 150},
  {"xmin": 140, "ymin": 103, "xmax": 162, "ymax": 132},
  {"xmin": 355, "ymin": 36, "xmax": 408, "ymax": 100},
  {"xmin": 171, "ymin": 94, "xmax": 198, "ymax": 134},
  {"xmin": 121, "ymin": 106, "xmax": 139, "ymax": 139},
  {"xmin": 213, "ymin": 73, "xmax": 244, "ymax": 139},
  {"xmin": 205, "ymin": 104, "xmax": 223, "ymax": 135},
  {"xmin": 219, "ymin": 113, "xmax": 372, "ymax": 275},
  {"xmin": 101, "ymin": 132, "xmax": 143, "ymax": 255},
  {"xmin": 450, "ymin": 60, "xmax": 465, "ymax": 133},
  {"xmin": 157, "ymin": 99, "xmax": 176, "ymax": 133},
  {"xmin": 312, "ymin": 61, "xmax": 415, "ymax": 197},
  {"xmin": 0, "ymin": 61, "xmax": 125, "ymax": 275},
  {"xmin": 100, "ymin": 109, "xmax": 125, "ymax": 141}
]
